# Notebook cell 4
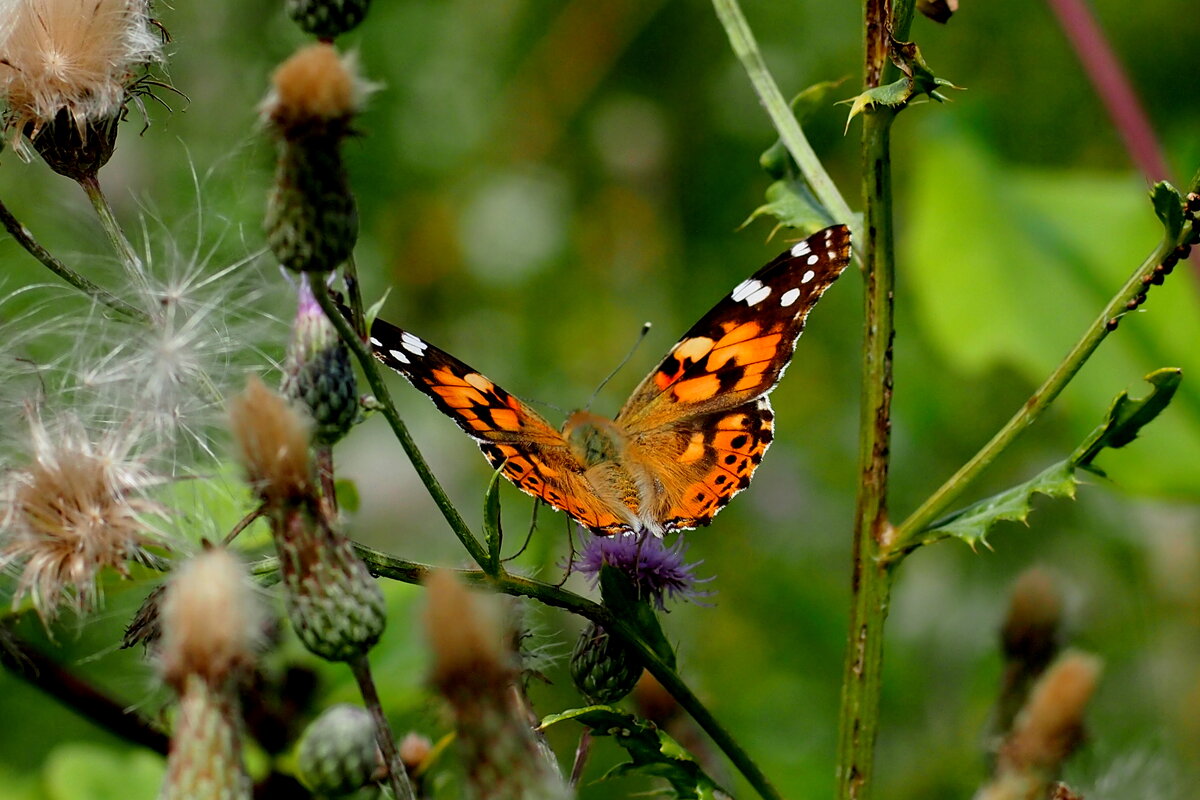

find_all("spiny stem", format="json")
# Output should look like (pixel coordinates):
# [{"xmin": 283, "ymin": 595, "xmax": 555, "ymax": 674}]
[
  {"xmin": 349, "ymin": 654, "xmax": 416, "ymax": 800},
  {"xmin": 308, "ymin": 275, "xmax": 490, "ymax": 568},
  {"xmin": 891, "ymin": 218, "xmax": 1195, "ymax": 550},
  {"xmin": 77, "ymin": 175, "xmax": 150, "ymax": 294},
  {"xmin": 710, "ymin": 0, "xmax": 857, "ymax": 242},
  {"xmin": 0, "ymin": 196, "xmax": 148, "ymax": 323}
]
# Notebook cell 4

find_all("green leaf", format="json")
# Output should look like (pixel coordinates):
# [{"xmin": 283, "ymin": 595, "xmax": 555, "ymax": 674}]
[
  {"xmin": 599, "ymin": 565, "xmax": 676, "ymax": 669},
  {"xmin": 43, "ymin": 743, "xmax": 164, "ymax": 800},
  {"xmin": 540, "ymin": 707, "xmax": 725, "ymax": 799},
  {"xmin": 841, "ymin": 40, "xmax": 959, "ymax": 128},
  {"xmin": 482, "ymin": 466, "xmax": 505, "ymax": 575},
  {"xmin": 921, "ymin": 370, "xmax": 1181, "ymax": 548},
  {"xmin": 759, "ymin": 79, "xmax": 847, "ymax": 180},
  {"xmin": 741, "ymin": 179, "xmax": 830, "ymax": 239},
  {"xmin": 1150, "ymin": 181, "xmax": 1185, "ymax": 242},
  {"xmin": 363, "ymin": 288, "xmax": 391, "ymax": 329},
  {"xmin": 335, "ymin": 478, "xmax": 361, "ymax": 514}
]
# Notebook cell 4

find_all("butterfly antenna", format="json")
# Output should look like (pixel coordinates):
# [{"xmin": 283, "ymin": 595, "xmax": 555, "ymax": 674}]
[{"xmin": 585, "ymin": 322, "xmax": 652, "ymax": 411}]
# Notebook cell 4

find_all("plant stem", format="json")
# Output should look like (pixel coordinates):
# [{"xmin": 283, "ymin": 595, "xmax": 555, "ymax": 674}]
[
  {"xmin": 0, "ymin": 196, "xmax": 148, "ymax": 322},
  {"xmin": 77, "ymin": 175, "xmax": 150, "ymax": 293},
  {"xmin": 277, "ymin": 544, "xmax": 784, "ymax": 800},
  {"xmin": 308, "ymin": 275, "xmax": 490, "ymax": 568},
  {"xmin": 710, "ymin": 0, "xmax": 857, "ymax": 241},
  {"xmin": 349, "ymin": 654, "xmax": 417, "ymax": 800},
  {"xmin": 837, "ymin": 104, "xmax": 898, "ymax": 800},
  {"xmin": 891, "ymin": 223, "xmax": 1192, "ymax": 551}
]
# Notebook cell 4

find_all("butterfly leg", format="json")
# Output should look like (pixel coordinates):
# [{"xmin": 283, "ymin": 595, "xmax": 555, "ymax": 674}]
[{"xmin": 502, "ymin": 500, "xmax": 542, "ymax": 563}]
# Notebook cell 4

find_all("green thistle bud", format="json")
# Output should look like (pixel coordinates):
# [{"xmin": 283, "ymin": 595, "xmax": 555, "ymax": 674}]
[
  {"xmin": 570, "ymin": 622, "xmax": 642, "ymax": 704},
  {"xmin": 262, "ymin": 45, "xmax": 364, "ymax": 273},
  {"xmin": 281, "ymin": 280, "xmax": 358, "ymax": 444},
  {"xmin": 277, "ymin": 506, "xmax": 386, "ymax": 662},
  {"xmin": 286, "ymin": 0, "xmax": 373, "ymax": 40},
  {"xmin": 296, "ymin": 704, "xmax": 381, "ymax": 794}
]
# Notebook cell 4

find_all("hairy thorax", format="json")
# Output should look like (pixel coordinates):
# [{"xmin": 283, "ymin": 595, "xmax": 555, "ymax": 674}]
[{"xmin": 562, "ymin": 411, "xmax": 659, "ymax": 532}]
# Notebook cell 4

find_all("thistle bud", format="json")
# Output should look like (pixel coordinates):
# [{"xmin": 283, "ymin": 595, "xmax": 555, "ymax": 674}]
[
  {"xmin": 262, "ymin": 44, "xmax": 364, "ymax": 273},
  {"xmin": 570, "ymin": 622, "xmax": 642, "ymax": 704},
  {"xmin": 286, "ymin": 0, "xmax": 373, "ymax": 40},
  {"xmin": 424, "ymin": 571, "xmax": 570, "ymax": 800},
  {"xmin": 281, "ymin": 280, "xmax": 358, "ymax": 445},
  {"xmin": 157, "ymin": 550, "xmax": 262, "ymax": 800},
  {"xmin": 295, "ymin": 704, "xmax": 382, "ymax": 795}
]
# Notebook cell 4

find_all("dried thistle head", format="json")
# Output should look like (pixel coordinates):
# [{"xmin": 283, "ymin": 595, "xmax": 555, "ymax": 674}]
[
  {"xmin": 1002, "ymin": 651, "xmax": 1103, "ymax": 774},
  {"xmin": 0, "ymin": 409, "xmax": 163, "ymax": 621},
  {"xmin": 261, "ymin": 43, "xmax": 366, "ymax": 137},
  {"xmin": 424, "ymin": 569, "xmax": 511, "ymax": 691},
  {"xmin": 0, "ymin": 0, "xmax": 164, "ymax": 164},
  {"xmin": 228, "ymin": 375, "xmax": 314, "ymax": 506},
  {"xmin": 158, "ymin": 548, "xmax": 262, "ymax": 690}
]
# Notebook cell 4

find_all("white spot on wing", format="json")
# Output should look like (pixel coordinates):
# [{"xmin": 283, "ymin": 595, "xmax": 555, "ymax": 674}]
[
  {"xmin": 780, "ymin": 287, "xmax": 801, "ymax": 307},
  {"xmin": 806, "ymin": 254, "xmax": 819, "ymax": 265},
  {"xmin": 369, "ymin": 337, "xmax": 382, "ymax": 346},
  {"xmin": 401, "ymin": 331, "xmax": 428, "ymax": 355},
  {"xmin": 731, "ymin": 278, "xmax": 763, "ymax": 302},
  {"xmin": 801, "ymin": 269, "xmax": 816, "ymax": 284},
  {"xmin": 745, "ymin": 284, "xmax": 772, "ymax": 305},
  {"xmin": 388, "ymin": 349, "xmax": 411, "ymax": 364},
  {"xmin": 791, "ymin": 240, "xmax": 811, "ymax": 257}
]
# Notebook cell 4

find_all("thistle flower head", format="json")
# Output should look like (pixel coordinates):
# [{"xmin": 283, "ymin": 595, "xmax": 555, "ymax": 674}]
[
  {"xmin": 281, "ymin": 278, "xmax": 359, "ymax": 444},
  {"xmin": 424, "ymin": 569, "xmax": 510, "ymax": 687},
  {"xmin": 0, "ymin": 0, "xmax": 163, "ymax": 159},
  {"xmin": 228, "ymin": 375, "xmax": 314, "ymax": 506},
  {"xmin": 0, "ymin": 408, "xmax": 163, "ymax": 621},
  {"xmin": 574, "ymin": 533, "xmax": 709, "ymax": 610},
  {"xmin": 261, "ymin": 43, "xmax": 367, "ymax": 137},
  {"xmin": 158, "ymin": 548, "xmax": 262, "ymax": 689}
]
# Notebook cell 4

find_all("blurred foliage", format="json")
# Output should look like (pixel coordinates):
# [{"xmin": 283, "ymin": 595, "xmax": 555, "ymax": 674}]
[{"xmin": 0, "ymin": 0, "xmax": 1197, "ymax": 799}]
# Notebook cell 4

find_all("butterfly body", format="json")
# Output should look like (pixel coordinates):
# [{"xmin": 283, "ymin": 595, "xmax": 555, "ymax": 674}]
[{"xmin": 367, "ymin": 224, "xmax": 852, "ymax": 536}]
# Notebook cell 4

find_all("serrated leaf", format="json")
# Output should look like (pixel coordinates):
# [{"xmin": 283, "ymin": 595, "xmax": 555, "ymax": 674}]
[
  {"xmin": 759, "ymin": 79, "xmax": 848, "ymax": 179},
  {"xmin": 483, "ymin": 465, "xmax": 505, "ymax": 575},
  {"xmin": 842, "ymin": 41, "xmax": 960, "ymax": 129},
  {"xmin": 1150, "ymin": 182, "xmax": 1185, "ymax": 242},
  {"xmin": 741, "ymin": 179, "xmax": 830, "ymax": 238},
  {"xmin": 334, "ymin": 478, "xmax": 361, "ymax": 513},
  {"xmin": 599, "ymin": 565, "xmax": 676, "ymax": 669},
  {"xmin": 541, "ymin": 707, "xmax": 725, "ymax": 799},
  {"xmin": 920, "ymin": 370, "xmax": 1181, "ymax": 548},
  {"xmin": 1073, "ymin": 367, "xmax": 1182, "ymax": 468}
]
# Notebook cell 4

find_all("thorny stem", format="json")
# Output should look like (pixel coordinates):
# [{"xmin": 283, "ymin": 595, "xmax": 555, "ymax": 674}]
[
  {"xmin": 0, "ymin": 196, "xmax": 148, "ymax": 322},
  {"xmin": 308, "ymin": 275, "xmax": 490, "ymax": 568},
  {"xmin": 891, "ymin": 209, "xmax": 1198, "ymax": 551},
  {"xmin": 77, "ymin": 175, "xmax": 150, "ymax": 294},
  {"xmin": 255, "ymin": 545, "xmax": 785, "ymax": 800},
  {"xmin": 710, "ymin": 0, "xmax": 858, "ymax": 243},
  {"xmin": 349, "ymin": 654, "xmax": 417, "ymax": 800}
]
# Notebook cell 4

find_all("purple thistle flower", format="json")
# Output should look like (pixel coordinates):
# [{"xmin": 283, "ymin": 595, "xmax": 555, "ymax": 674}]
[{"xmin": 574, "ymin": 533, "xmax": 711, "ymax": 610}]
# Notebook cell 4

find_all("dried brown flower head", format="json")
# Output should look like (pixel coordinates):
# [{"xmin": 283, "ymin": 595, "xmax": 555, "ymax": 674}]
[
  {"xmin": 228, "ymin": 375, "xmax": 314, "ymax": 505},
  {"xmin": 262, "ymin": 43, "xmax": 365, "ymax": 134},
  {"xmin": 0, "ymin": 411, "xmax": 162, "ymax": 621}
]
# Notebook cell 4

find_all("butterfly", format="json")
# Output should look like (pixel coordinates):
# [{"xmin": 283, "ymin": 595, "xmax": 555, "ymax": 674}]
[{"xmin": 366, "ymin": 224, "xmax": 852, "ymax": 536}]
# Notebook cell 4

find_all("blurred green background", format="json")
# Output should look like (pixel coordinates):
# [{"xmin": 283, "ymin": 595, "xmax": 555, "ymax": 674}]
[{"xmin": 0, "ymin": 0, "xmax": 1197, "ymax": 797}]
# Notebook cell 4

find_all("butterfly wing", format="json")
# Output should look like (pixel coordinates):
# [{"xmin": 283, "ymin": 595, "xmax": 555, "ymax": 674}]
[
  {"xmin": 616, "ymin": 224, "xmax": 852, "ymax": 531},
  {"xmin": 367, "ymin": 317, "xmax": 633, "ymax": 534}
]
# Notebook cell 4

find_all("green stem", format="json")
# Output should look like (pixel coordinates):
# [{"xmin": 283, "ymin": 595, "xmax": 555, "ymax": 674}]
[
  {"xmin": 710, "ymin": 0, "xmax": 857, "ymax": 240},
  {"xmin": 308, "ymin": 275, "xmax": 490, "ymax": 568},
  {"xmin": 281, "ymin": 544, "xmax": 783, "ymax": 800},
  {"xmin": 349, "ymin": 654, "xmax": 417, "ymax": 800},
  {"xmin": 891, "ymin": 224, "xmax": 1192, "ymax": 551},
  {"xmin": 837, "ymin": 104, "xmax": 898, "ymax": 800},
  {"xmin": 0, "ymin": 196, "xmax": 148, "ymax": 323},
  {"xmin": 77, "ymin": 174, "xmax": 150, "ymax": 294}
]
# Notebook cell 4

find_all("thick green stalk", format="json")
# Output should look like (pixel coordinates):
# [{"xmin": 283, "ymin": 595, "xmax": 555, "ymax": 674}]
[
  {"xmin": 309, "ymin": 276, "xmax": 490, "ymax": 568},
  {"xmin": 837, "ymin": 105, "xmax": 897, "ymax": 800},
  {"xmin": 710, "ymin": 0, "xmax": 857, "ymax": 239},
  {"xmin": 0, "ymin": 197, "xmax": 148, "ymax": 322},
  {"xmin": 891, "ymin": 221, "xmax": 1194, "ymax": 550},
  {"xmin": 77, "ymin": 175, "xmax": 150, "ymax": 294}
]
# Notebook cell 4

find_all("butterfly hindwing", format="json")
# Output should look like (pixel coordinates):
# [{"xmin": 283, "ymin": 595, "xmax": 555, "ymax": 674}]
[{"xmin": 366, "ymin": 316, "xmax": 632, "ymax": 534}]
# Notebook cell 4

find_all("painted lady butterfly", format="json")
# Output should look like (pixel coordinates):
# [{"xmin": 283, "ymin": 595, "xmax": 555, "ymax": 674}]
[{"xmin": 367, "ymin": 225, "xmax": 852, "ymax": 536}]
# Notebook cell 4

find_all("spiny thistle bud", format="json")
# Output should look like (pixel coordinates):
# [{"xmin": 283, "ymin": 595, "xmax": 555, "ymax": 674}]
[
  {"xmin": 295, "ymin": 704, "xmax": 382, "ymax": 794},
  {"xmin": 275, "ymin": 506, "xmax": 386, "ymax": 662},
  {"xmin": 157, "ymin": 549, "xmax": 261, "ymax": 800},
  {"xmin": 570, "ymin": 622, "xmax": 642, "ymax": 704},
  {"xmin": 228, "ymin": 375, "xmax": 315, "ymax": 507},
  {"xmin": 281, "ymin": 279, "xmax": 359, "ymax": 445},
  {"xmin": 424, "ymin": 571, "xmax": 570, "ymax": 800},
  {"xmin": 0, "ymin": 410, "xmax": 163, "ymax": 622},
  {"xmin": 262, "ymin": 44, "xmax": 365, "ymax": 273},
  {"xmin": 286, "ymin": 0, "xmax": 372, "ymax": 40},
  {"xmin": 0, "ymin": 0, "xmax": 164, "ymax": 175}
]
